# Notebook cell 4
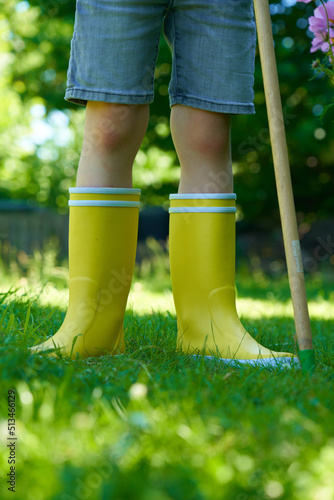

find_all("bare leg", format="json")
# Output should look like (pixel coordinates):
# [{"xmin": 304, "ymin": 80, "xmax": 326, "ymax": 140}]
[
  {"xmin": 76, "ymin": 102, "xmax": 150, "ymax": 187},
  {"xmin": 170, "ymin": 105, "xmax": 232, "ymax": 194}
]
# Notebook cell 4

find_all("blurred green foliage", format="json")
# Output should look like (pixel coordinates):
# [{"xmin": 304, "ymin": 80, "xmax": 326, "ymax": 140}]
[{"xmin": 0, "ymin": 0, "xmax": 333, "ymax": 221}]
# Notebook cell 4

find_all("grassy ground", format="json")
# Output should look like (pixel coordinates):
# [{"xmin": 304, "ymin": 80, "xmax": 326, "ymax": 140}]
[{"xmin": 1, "ymin": 245, "xmax": 334, "ymax": 500}]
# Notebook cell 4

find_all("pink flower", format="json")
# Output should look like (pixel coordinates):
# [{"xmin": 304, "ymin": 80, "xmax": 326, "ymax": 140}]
[{"xmin": 308, "ymin": 2, "xmax": 334, "ymax": 55}]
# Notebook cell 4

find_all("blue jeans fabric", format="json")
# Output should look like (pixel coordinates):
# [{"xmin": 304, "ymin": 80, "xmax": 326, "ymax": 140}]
[{"xmin": 65, "ymin": 0, "xmax": 256, "ymax": 114}]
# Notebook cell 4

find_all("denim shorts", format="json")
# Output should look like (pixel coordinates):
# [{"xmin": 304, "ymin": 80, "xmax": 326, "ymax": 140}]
[{"xmin": 65, "ymin": 0, "xmax": 256, "ymax": 114}]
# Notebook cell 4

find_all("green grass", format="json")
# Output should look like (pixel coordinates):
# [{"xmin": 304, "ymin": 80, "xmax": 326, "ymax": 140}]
[{"xmin": 1, "ymin": 247, "xmax": 334, "ymax": 500}]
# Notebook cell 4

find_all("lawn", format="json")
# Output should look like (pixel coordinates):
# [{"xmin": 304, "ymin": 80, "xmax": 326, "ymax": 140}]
[{"xmin": 1, "ymin": 247, "xmax": 334, "ymax": 500}]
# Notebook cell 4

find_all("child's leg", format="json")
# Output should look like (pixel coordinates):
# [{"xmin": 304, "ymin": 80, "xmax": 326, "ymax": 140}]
[
  {"xmin": 165, "ymin": 2, "xmax": 296, "ymax": 365},
  {"xmin": 30, "ymin": 102, "xmax": 148, "ymax": 359},
  {"xmin": 77, "ymin": 102, "xmax": 149, "ymax": 188},
  {"xmin": 30, "ymin": 0, "xmax": 164, "ymax": 359},
  {"xmin": 168, "ymin": 106, "xmax": 297, "ymax": 365},
  {"xmin": 170, "ymin": 105, "xmax": 232, "ymax": 194}
]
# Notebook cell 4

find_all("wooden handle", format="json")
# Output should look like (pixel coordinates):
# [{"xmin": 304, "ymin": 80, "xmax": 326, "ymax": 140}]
[{"xmin": 253, "ymin": 0, "xmax": 314, "ymax": 353}]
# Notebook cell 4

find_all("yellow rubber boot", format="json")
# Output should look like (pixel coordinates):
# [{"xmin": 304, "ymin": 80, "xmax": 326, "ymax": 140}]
[
  {"xmin": 29, "ymin": 187, "xmax": 140, "ymax": 359},
  {"xmin": 169, "ymin": 194, "xmax": 299, "ymax": 367}
]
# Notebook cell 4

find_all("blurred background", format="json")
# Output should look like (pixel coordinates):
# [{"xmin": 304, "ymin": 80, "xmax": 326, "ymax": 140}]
[{"xmin": 0, "ymin": 0, "xmax": 333, "ymax": 289}]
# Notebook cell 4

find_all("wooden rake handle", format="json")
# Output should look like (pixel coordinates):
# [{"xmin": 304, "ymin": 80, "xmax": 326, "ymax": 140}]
[{"xmin": 253, "ymin": 0, "xmax": 315, "ymax": 371}]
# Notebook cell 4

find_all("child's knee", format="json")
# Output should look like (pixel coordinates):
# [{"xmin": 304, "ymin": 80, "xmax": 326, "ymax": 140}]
[
  {"xmin": 171, "ymin": 106, "xmax": 230, "ymax": 159},
  {"xmin": 83, "ymin": 102, "xmax": 149, "ymax": 152}
]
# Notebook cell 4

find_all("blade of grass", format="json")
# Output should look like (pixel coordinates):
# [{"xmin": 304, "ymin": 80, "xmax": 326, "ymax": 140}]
[{"xmin": 28, "ymin": 306, "xmax": 58, "ymax": 339}]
